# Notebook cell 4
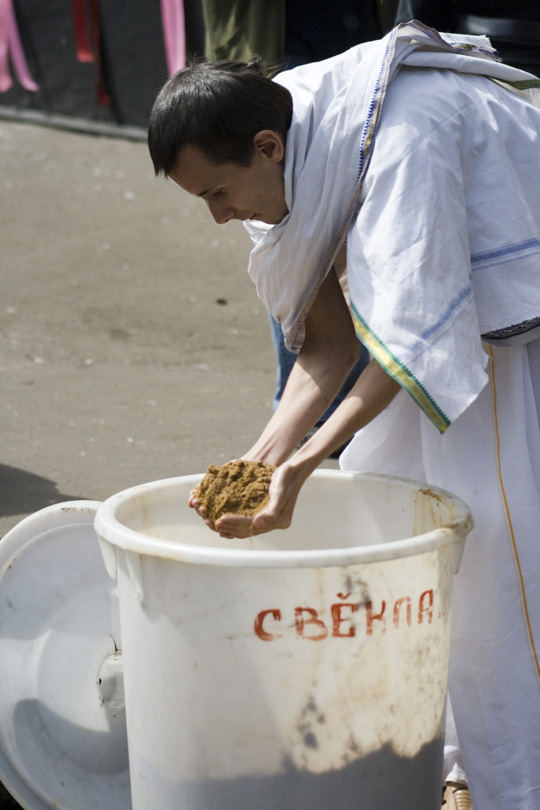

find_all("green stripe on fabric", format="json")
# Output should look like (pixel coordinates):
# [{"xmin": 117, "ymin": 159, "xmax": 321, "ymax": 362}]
[
  {"xmin": 506, "ymin": 79, "xmax": 540, "ymax": 90},
  {"xmin": 351, "ymin": 304, "xmax": 450, "ymax": 433}
]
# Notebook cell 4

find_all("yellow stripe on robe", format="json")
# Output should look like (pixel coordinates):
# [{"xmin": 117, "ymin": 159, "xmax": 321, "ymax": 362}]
[{"xmin": 351, "ymin": 304, "xmax": 451, "ymax": 434}]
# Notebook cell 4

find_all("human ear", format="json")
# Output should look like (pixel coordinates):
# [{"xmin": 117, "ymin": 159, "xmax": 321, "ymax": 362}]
[{"xmin": 253, "ymin": 130, "xmax": 285, "ymax": 163}]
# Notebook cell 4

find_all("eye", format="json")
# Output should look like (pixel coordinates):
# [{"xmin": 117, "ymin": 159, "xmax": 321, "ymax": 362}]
[{"xmin": 212, "ymin": 188, "xmax": 225, "ymax": 198}]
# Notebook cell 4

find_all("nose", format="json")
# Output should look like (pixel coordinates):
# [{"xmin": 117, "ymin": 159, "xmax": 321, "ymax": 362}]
[{"xmin": 207, "ymin": 200, "xmax": 235, "ymax": 224}]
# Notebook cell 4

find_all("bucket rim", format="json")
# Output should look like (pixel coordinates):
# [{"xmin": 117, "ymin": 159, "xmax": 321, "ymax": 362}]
[{"xmin": 94, "ymin": 470, "xmax": 473, "ymax": 569}]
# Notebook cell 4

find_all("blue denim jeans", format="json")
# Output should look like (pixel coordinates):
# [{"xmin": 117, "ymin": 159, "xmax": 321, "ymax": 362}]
[{"xmin": 269, "ymin": 315, "xmax": 369, "ymax": 422}]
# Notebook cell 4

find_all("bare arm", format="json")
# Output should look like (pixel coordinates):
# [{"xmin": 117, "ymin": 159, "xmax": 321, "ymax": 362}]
[
  {"xmin": 216, "ymin": 357, "xmax": 400, "ymax": 537},
  {"xmin": 209, "ymin": 269, "xmax": 401, "ymax": 538},
  {"xmin": 243, "ymin": 266, "xmax": 363, "ymax": 466},
  {"xmin": 188, "ymin": 266, "xmax": 360, "ymax": 528}
]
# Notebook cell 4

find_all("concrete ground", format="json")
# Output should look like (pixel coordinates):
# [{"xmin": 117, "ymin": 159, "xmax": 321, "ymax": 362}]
[
  {"xmin": 0, "ymin": 119, "xmax": 281, "ymax": 539},
  {"xmin": 0, "ymin": 119, "xmax": 337, "ymax": 809}
]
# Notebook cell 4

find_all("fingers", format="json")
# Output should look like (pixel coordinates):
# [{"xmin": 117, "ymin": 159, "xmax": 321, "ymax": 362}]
[
  {"xmin": 216, "ymin": 512, "xmax": 286, "ymax": 538},
  {"xmin": 189, "ymin": 489, "xmax": 261, "ymax": 537},
  {"xmin": 253, "ymin": 464, "xmax": 299, "ymax": 529},
  {"xmin": 216, "ymin": 502, "xmax": 291, "ymax": 539},
  {"xmin": 188, "ymin": 464, "xmax": 303, "ymax": 539},
  {"xmin": 188, "ymin": 489, "xmax": 202, "ymax": 509},
  {"xmin": 188, "ymin": 488, "xmax": 215, "ymax": 530},
  {"xmin": 215, "ymin": 514, "xmax": 255, "ymax": 539},
  {"xmin": 217, "ymin": 465, "xmax": 300, "ymax": 538}
]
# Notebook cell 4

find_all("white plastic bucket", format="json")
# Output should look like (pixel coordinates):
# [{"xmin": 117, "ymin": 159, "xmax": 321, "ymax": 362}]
[{"xmin": 94, "ymin": 469, "xmax": 472, "ymax": 810}]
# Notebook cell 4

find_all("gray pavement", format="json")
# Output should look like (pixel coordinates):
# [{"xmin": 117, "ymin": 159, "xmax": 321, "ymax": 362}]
[
  {"xmin": 0, "ymin": 119, "xmax": 337, "ymax": 809},
  {"xmin": 1, "ymin": 119, "xmax": 281, "ymax": 539}
]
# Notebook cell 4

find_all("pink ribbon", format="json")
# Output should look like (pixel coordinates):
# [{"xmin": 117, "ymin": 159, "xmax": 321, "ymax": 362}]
[
  {"xmin": 0, "ymin": 0, "xmax": 38, "ymax": 92},
  {"xmin": 160, "ymin": 0, "xmax": 185, "ymax": 76}
]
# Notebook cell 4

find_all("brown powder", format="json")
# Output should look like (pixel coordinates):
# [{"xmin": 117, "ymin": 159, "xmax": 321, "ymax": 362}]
[{"xmin": 194, "ymin": 459, "xmax": 276, "ymax": 524}]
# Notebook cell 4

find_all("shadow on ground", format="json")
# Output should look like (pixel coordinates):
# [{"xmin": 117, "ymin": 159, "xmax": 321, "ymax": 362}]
[{"xmin": 0, "ymin": 464, "xmax": 85, "ymax": 522}]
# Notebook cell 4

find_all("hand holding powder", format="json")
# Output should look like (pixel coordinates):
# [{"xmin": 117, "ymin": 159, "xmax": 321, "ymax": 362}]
[{"xmin": 194, "ymin": 459, "xmax": 276, "ymax": 525}]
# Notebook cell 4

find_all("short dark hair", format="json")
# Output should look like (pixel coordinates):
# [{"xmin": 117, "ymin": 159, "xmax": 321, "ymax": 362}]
[{"xmin": 148, "ymin": 57, "xmax": 293, "ymax": 176}]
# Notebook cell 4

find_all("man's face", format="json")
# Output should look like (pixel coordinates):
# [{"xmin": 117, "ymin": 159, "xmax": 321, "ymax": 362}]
[{"xmin": 169, "ymin": 131, "xmax": 289, "ymax": 226}]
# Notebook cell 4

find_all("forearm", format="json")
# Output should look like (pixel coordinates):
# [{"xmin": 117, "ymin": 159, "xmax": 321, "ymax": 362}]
[
  {"xmin": 247, "ymin": 358, "xmax": 401, "ymax": 534},
  {"xmin": 215, "ymin": 269, "xmax": 401, "ymax": 540},
  {"xmin": 244, "ymin": 265, "xmax": 362, "ymax": 466},
  {"xmin": 244, "ymin": 337, "xmax": 360, "ymax": 465},
  {"xmin": 282, "ymin": 359, "xmax": 400, "ymax": 479}
]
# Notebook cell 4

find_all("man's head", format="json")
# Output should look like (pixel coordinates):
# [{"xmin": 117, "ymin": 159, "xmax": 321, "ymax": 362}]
[
  {"xmin": 148, "ymin": 58, "xmax": 293, "ymax": 225},
  {"xmin": 148, "ymin": 57, "xmax": 293, "ymax": 175}
]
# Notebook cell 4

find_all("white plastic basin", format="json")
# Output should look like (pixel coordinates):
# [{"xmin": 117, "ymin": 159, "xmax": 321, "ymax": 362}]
[{"xmin": 94, "ymin": 469, "xmax": 473, "ymax": 810}]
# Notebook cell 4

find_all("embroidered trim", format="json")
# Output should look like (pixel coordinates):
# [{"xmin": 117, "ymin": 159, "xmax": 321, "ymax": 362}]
[
  {"xmin": 351, "ymin": 303, "xmax": 450, "ymax": 434},
  {"xmin": 506, "ymin": 79, "xmax": 540, "ymax": 90},
  {"xmin": 483, "ymin": 316, "xmax": 540, "ymax": 340},
  {"xmin": 286, "ymin": 27, "xmax": 401, "ymax": 353}
]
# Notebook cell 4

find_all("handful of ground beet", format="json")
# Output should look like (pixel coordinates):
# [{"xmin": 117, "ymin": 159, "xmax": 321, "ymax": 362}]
[{"xmin": 194, "ymin": 459, "xmax": 276, "ymax": 524}]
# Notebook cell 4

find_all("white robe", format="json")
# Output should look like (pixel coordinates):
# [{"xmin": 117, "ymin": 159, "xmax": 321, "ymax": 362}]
[
  {"xmin": 338, "ymin": 46, "xmax": 540, "ymax": 809},
  {"xmin": 245, "ymin": 22, "xmax": 540, "ymax": 427},
  {"xmin": 245, "ymin": 22, "xmax": 540, "ymax": 810},
  {"xmin": 341, "ymin": 340, "xmax": 540, "ymax": 809}
]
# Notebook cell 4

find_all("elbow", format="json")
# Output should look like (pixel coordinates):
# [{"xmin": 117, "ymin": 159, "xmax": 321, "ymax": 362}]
[
  {"xmin": 343, "ymin": 335, "xmax": 363, "ymax": 375},
  {"xmin": 320, "ymin": 333, "xmax": 363, "ymax": 378},
  {"xmin": 349, "ymin": 338, "xmax": 362, "ymax": 369}
]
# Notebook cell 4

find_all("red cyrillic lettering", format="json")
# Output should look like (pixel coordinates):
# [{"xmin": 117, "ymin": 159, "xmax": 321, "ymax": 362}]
[
  {"xmin": 418, "ymin": 590, "xmax": 434, "ymax": 624},
  {"xmin": 295, "ymin": 607, "xmax": 328, "ymax": 641},
  {"xmin": 331, "ymin": 601, "xmax": 358, "ymax": 637},
  {"xmin": 366, "ymin": 601, "xmax": 386, "ymax": 635},
  {"xmin": 393, "ymin": 597, "xmax": 412, "ymax": 628},
  {"xmin": 254, "ymin": 609, "xmax": 282, "ymax": 641}
]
